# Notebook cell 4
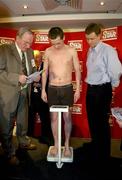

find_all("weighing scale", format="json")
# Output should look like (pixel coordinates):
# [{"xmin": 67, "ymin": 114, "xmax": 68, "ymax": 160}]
[{"xmin": 47, "ymin": 105, "xmax": 73, "ymax": 168}]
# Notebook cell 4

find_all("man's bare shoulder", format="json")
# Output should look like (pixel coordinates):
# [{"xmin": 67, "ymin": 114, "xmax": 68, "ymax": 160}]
[
  {"xmin": 65, "ymin": 44, "xmax": 76, "ymax": 55},
  {"xmin": 46, "ymin": 46, "xmax": 54, "ymax": 51},
  {"xmin": 45, "ymin": 46, "xmax": 53, "ymax": 55},
  {"xmin": 45, "ymin": 46, "xmax": 50, "ymax": 52}
]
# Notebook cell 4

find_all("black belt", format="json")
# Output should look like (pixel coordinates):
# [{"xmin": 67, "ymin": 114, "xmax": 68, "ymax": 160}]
[{"xmin": 88, "ymin": 82, "xmax": 111, "ymax": 87}]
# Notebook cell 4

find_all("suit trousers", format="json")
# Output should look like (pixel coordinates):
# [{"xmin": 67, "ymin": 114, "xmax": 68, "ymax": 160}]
[
  {"xmin": 0, "ymin": 108, "xmax": 16, "ymax": 158},
  {"xmin": 86, "ymin": 82, "xmax": 112, "ymax": 160},
  {"xmin": 28, "ymin": 88, "xmax": 52, "ymax": 139},
  {"xmin": 0, "ymin": 87, "xmax": 29, "ymax": 157},
  {"xmin": 16, "ymin": 87, "xmax": 30, "ymax": 146}
]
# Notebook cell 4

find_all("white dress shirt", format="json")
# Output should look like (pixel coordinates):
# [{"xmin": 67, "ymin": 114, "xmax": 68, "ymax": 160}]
[{"xmin": 85, "ymin": 41, "xmax": 122, "ymax": 87}]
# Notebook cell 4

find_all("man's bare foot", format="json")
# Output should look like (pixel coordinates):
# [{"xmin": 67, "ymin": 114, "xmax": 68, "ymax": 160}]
[
  {"xmin": 63, "ymin": 148, "xmax": 71, "ymax": 157},
  {"xmin": 50, "ymin": 146, "xmax": 58, "ymax": 156}
]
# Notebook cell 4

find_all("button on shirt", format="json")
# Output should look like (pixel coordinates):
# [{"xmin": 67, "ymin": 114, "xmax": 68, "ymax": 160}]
[{"xmin": 85, "ymin": 41, "xmax": 122, "ymax": 87}]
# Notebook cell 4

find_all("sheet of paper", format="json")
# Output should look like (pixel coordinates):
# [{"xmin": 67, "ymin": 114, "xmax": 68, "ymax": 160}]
[
  {"xmin": 111, "ymin": 107, "xmax": 122, "ymax": 121},
  {"xmin": 26, "ymin": 69, "xmax": 45, "ymax": 84}
]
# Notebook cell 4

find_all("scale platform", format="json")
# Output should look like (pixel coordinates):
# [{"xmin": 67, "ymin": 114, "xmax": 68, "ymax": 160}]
[
  {"xmin": 47, "ymin": 146, "xmax": 73, "ymax": 163},
  {"xmin": 50, "ymin": 105, "xmax": 69, "ymax": 112}
]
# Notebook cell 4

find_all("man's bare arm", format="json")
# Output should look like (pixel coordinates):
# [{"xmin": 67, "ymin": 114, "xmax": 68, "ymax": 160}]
[
  {"xmin": 41, "ymin": 51, "xmax": 49, "ymax": 102},
  {"xmin": 72, "ymin": 49, "xmax": 81, "ymax": 103}
]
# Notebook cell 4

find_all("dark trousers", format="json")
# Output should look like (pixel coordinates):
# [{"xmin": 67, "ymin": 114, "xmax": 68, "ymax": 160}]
[
  {"xmin": 28, "ymin": 91, "xmax": 52, "ymax": 139},
  {"xmin": 86, "ymin": 83, "xmax": 112, "ymax": 160},
  {"xmin": 0, "ymin": 88, "xmax": 28, "ymax": 158}
]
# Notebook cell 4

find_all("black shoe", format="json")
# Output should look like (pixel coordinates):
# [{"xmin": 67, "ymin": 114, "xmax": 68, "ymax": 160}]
[
  {"xmin": 8, "ymin": 155, "xmax": 20, "ymax": 166},
  {"xmin": 19, "ymin": 143, "xmax": 37, "ymax": 150}
]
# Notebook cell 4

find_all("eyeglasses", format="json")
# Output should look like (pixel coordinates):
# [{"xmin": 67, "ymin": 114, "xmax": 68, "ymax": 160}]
[{"xmin": 21, "ymin": 38, "xmax": 32, "ymax": 46}]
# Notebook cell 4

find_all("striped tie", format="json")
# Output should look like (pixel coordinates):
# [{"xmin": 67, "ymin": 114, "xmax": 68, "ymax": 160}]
[{"xmin": 21, "ymin": 51, "xmax": 27, "ymax": 75}]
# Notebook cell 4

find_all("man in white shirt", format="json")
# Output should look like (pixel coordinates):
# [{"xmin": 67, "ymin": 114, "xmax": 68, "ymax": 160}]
[{"xmin": 84, "ymin": 23, "xmax": 122, "ymax": 163}]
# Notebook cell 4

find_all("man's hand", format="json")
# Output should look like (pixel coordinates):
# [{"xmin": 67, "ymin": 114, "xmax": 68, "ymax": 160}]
[
  {"xmin": 41, "ymin": 90, "xmax": 48, "ymax": 103},
  {"xmin": 19, "ymin": 74, "xmax": 27, "ymax": 84},
  {"xmin": 74, "ymin": 90, "xmax": 80, "ymax": 103}
]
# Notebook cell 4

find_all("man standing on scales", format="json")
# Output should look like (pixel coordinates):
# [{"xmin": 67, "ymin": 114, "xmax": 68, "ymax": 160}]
[{"xmin": 41, "ymin": 27, "xmax": 81, "ymax": 157}]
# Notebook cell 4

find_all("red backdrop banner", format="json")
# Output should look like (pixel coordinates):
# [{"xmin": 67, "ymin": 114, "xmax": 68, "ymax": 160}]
[{"xmin": 0, "ymin": 26, "xmax": 122, "ymax": 138}]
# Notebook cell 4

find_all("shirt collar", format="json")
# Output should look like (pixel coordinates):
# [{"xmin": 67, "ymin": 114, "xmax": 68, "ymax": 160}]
[
  {"xmin": 15, "ymin": 42, "xmax": 22, "ymax": 56},
  {"xmin": 90, "ymin": 41, "xmax": 102, "ymax": 53}
]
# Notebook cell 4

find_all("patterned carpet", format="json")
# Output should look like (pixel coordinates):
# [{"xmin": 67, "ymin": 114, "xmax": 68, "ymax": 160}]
[{"xmin": 0, "ymin": 137, "xmax": 122, "ymax": 180}]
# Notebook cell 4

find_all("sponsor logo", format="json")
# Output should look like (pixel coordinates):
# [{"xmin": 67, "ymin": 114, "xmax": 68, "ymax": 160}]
[
  {"xmin": 102, "ymin": 27, "xmax": 117, "ymax": 41},
  {"xmin": 34, "ymin": 33, "xmax": 49, "ymax": 44},
  {"xmin": 72, "ymin": 104, "xmax": 82, "ymax": 114},
  {"xmin": 0, "ymin": 37, "xmax": 15, "ymax": 45},
  {"xmin": 68, "ymin": 40, "xmax": 83, "ymax": 51}
]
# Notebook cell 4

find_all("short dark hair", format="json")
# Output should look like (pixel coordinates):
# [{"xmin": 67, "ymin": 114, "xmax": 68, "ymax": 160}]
[
  {"xmin": 16, "ymin": 27, "xmax": 33, "ymax": 38},
  {"xmin": 48, "ymin": 27, "xmax": 64, "ymax": 40},
  {"xmin": 85, "ymin": 23, "xmax": 102, "ymax": 35}
]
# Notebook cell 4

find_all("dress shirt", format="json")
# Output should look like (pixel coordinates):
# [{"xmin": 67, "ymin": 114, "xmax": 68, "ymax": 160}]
[{"xmin": 85, "ymin": 41, "xmax": 122, "ymax": 87}]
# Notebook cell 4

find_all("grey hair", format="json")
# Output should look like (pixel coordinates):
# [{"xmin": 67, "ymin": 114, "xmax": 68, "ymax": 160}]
[{"xmin": 16, "ymin": 27, "xmax": 33, "ymax": 38}]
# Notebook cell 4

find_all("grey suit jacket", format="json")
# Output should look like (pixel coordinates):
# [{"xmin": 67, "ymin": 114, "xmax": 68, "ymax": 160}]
[{"xmin": 0, "ymin": 43, "xmax": 36, "ymax": 113}]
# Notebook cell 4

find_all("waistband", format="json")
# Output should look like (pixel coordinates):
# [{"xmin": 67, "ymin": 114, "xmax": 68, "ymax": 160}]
[
  {"xmin": 49, "ymin": 84, "xmax": 72, "ymax": 88},
  {"xmin": 88, "ymin": 82, "xmax": 111, "ymax": 88}
]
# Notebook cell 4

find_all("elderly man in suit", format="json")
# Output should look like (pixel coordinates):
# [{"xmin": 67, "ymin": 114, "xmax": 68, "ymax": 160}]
[{"xmin": 0, "ymin": 27, "xmax": 39, "ymax": 165}]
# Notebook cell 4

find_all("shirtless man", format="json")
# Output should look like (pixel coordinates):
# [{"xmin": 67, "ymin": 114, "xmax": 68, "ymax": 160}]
[{"xmin": 41, "ymin": 27, "xmax": 81, "ymax": 157}]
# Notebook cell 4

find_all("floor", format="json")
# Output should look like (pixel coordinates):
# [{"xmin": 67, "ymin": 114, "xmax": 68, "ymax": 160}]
[{"xmin": 0, "ymin": 137, "xmax": 122, "ymax": 180}]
